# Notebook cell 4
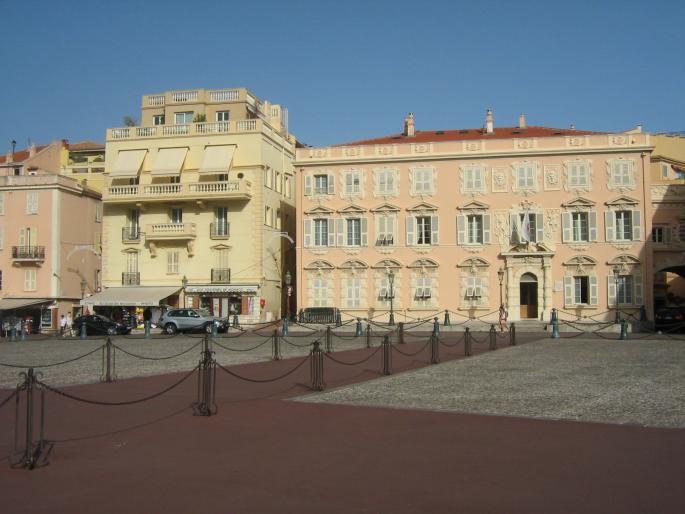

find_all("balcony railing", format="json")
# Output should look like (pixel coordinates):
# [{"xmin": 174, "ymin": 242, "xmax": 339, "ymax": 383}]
[
  {"xmin": 210, "ymin": 222, "xmax": 230, "ymax": 239},
  {"xmin": 122, "ymin": 227, "xmax": 141, "ymax": 242},
  {"xmin": 12, "ymin": 246, "xmax": 46, "ymax": 261},
  {"xmin": 143, "ymin": 89, "xmax": 250, "ymax": 108},
  {"xmin": 105, "ymin": 181, "xmax": 252, "ymax": 202},
  {"xmin": 107, "ymin": 120, "xmax": 263, "ymax": 141},
  {"xmin": 122, "ymin": 272, "xmax": 140, "ymax": 286},
  {"xmin": 144, "ymin": 222, "xmax": 196, "ymax": 240},
  {"xmin": 211, "ymin": 268, "xmax": 231, "ymax": 284}
]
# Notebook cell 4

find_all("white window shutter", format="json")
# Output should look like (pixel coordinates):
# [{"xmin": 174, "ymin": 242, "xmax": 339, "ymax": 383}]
[
  {"xmin": 632, "ymin": 210, "xmax": 642, "ymax": 241},
  {"xmin": 535, "ymin": 213, "xmax": 544, "ymax": 243},
  {"xmin": 388, "ymin": 216, "xmax": 395, "ymax": 244},
  {"xmin": 457, "ymin": 215, "xmax": 466, "ymax": 244},
  {"xmin": 30, "ymin": 228, "xmax": 38, "ymax": 245},
  {"xmin": 510, "ymin": 214, "xmax": 518, "ymax": 243},
  {"xmin": 303, "ymin": 219, "xmax": 312, "ymax": 247},
  {"xmin": 361, "ymin": 217, "xmax": 368, "ymax": 246},
  {"xmin": 605, "ymin": 211, "xmax": 616, "ymax": 241},
  {"xmin": 327, "ymin": 173, "xmax": 335, "ymax": 195},
  {"xmin": 483, "ymin": 214, "xmax": 491, "ymax": 244},
  {"xmin": 588, "ymin": 211, "xmax": 598, "ymax": 242},
  {"xmin": 406, "ymin": 216, "xmax": 415, "ymax": 246},
  {"xmin": 665, "ymin": 226, "xmax": 672, "ymax": 244},
  {"xmin": 335, "ymin": 219, "xmax": 344, "ymax": 247},
  {"xmin": 589, "ymin": 276, "xmax": 598, "ymax": 306},
  {"xmin": 304, "ymin": 175, "xmax": 312, "ymax": 196},
  {"xmin": 19, "ymin": 228, "xmax": 26, "ymax": 247},
  {"xmin": 431, "ymin": 215, "xmax": 439, "ymax": 245},
  {"xmin": 564, "ymin": 276, "xmax": 574, "ymax": 306},
  {"xmin": 562, "ymin": 212, "xmax": 572, "ymax": 242},
  {"xmin": 328, "ymin": 218, "xmax": 337, "ymax": 246},
  {"xmin": 607, "ymin": 276, "xmax": 616, "ymax": 307},
  {"xmin": 634, "ymin": 275, "xmax": 643, "ymax": 306}
]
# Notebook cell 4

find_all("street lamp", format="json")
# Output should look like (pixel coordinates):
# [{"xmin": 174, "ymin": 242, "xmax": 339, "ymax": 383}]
[
  {"xmin": 388, "ymin": 269, "xmax": 395, "ymax": 326},
  {"xmin": 284, "ymin": 270, "xmax": 292, "ymax": 321},
  {"xmin": 613, "ymin": 265, "xmax": 621, "ymax": 323},
  {"xmin": 497, "ymin": 267, "xmax": 505, "ymax": 307}
]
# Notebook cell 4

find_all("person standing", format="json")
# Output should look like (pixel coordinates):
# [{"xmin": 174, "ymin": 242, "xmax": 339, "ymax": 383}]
[
  {"xmin": 66, "ymin": 312, "xmax": 73, "ymax": 337},
  {"xmin": 498, "ymin": 304, "xmax": 508, "ymax": 333},
  {"xmin": 60, "ymin": 315, "xmax": 67, "ymax": 337}
]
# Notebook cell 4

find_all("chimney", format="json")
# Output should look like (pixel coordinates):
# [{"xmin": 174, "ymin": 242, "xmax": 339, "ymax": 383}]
[
  {"xmin": 518, "ymin": 113, "xmax": 526, "ymax": 129},
  {"xmin": 485, "ymin": 109, "xmax": 494, "ymax": 134},
  {"xmin": 28, "ymin": 141, "xmax": 36, "ymax": 157},
  {"xmin": 570, "ymin": 123, "xmax": 576, "ymax": 130},
  {"xmin": 61, "ymin": 139, "xmax": 70, "ymax": 149},
  {"xmin": 636, "ymin": 124, "xmax": 643, "ymax": 133},
  {"xmin": 403, "ymin": 112, "xmax": 416, "ymax": 137}
]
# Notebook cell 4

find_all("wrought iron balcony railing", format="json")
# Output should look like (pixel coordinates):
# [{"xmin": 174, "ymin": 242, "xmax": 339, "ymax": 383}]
[
  {"xmin": 210, "ymin": 222, "xmax": 230, "ymax": 238},
  {"xmin": 12, "ymin": 246, "xmax": 45, "ymax": 261},
  {"xmin": 122, "ymin": 226, "xmax": 141, "ymax": 242},
  {"xmin": 122, "ymin": 272, "xmax": 140, "ymax": 286},
  {"xmin": 211, "ymin": 268, "xmax": 231, "ymax": 284}
]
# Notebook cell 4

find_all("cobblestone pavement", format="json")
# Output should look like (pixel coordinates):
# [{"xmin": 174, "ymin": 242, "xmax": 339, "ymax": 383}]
[{"xmin": 296, "ymin": 338, "xmax": 685, "ymax": 428}]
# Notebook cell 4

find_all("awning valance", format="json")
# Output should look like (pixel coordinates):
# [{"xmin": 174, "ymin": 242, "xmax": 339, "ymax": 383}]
[
  {"xmin": 150, "ymin": 148, "xmax": 188, "ymax": 177},
  {"xmin": 0, "ymin": 298, "xmax": 53, "ymax": 311},
  {"xmin": 184, "ymin": 284, "xmax": 259, "ymax": 294},
  {"xmin": 110, "ymin": 150, "xmax": 147, "ymax": 177},
  {"xmin": 198, "ymin": 145, "xmax": 236, "ymax": 175},
  {"xmin": 81, "ymin": 287, "xmax": 181, "ymax": 307}
]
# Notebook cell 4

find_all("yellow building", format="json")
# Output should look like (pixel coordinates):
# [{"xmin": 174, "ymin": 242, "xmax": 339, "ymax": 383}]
[
  {"xmin": 60, "ymin": 141, "xmax": 107, "ymax": 192},
  {"xmin": 90, "ymin": 88, "xmax": 296, "ymax": 322}
]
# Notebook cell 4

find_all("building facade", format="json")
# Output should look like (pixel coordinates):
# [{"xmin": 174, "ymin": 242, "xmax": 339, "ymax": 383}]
[
  {"xmin": 95, "ymin": 88, "xmax": 296, "ymax": 322},
  {"xmin": 295, "ymin": 112, "xmax": 653, "ymax": 323}
]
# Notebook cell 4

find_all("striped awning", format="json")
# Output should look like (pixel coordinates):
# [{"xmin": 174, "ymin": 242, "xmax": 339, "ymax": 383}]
[
  {"xmin": 198, "ymin": 145, "xmax": 236, "ymax": 174},
  {"xmin": 110, "ymin": 149, "xmax": 147, "ymax": 177},
  {"xmin": 150, "ymin": 148, "xmax": 188, "ymax": 177}
]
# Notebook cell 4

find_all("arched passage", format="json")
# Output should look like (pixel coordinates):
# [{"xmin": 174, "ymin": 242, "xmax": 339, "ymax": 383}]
[{"xmin": 654, "ymin": 265, "xmax": 685, "ymax": 309}]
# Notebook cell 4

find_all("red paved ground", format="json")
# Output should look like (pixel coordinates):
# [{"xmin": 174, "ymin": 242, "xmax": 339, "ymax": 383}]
[{"xmin": 1, "ymin": 337, "xmax": 683, "ymax": 513}]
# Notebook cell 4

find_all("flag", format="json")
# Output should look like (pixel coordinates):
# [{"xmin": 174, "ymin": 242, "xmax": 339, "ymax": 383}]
[{"xmin": 520, "ymin": 214, "xmax": 531, "ymax": 242}]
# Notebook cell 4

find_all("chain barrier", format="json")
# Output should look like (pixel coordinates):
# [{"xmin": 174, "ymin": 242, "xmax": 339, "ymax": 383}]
[
  {"xmin": 392, "ymin": 340, "xmax": 431, "ymax": 358},
  {"xmin": 382, "ymin": 335, "xmax": 392, "ymax": 375},
  {"xmin": 0, "ymin": 343, "xmax": 105, "ymax": 369},
  {"xmin": 436, "ymin": 335, "xmax": 463, "ymax": 348},
  {"xmin": 0, "ymin": 388, "xmax": 18, "ymax": 410},
  {"xmin": 192, "ymin": 336, "xmax": 217, "ymax": 416},
  {"xmin": 113, "ymin": 340, "xmax": 204, "ymax": 360},
  {"xmin": 211, "ymin": 337, "xmax": 273, "ymax": 352},
  {"xmin": 323, "ymin": 345, "xmax": 382, "ymax": 366},
  {"xmin": 216, "ymin": 355, "xmax": 310, "ymax": 384},
  {"xmin": 101, "ymin": 337, "xmax": 116, "ymax": 383},
  {"xmin": 280, "ymin": 336, "xmax": 319, "ymax": 348},
  {"xmin": 310, "ymin": 342, "xmax": 325, "ymax": 391},
  {"xmin": 10, "ymin": 368, "xmax": 51, "ymax": 470}
]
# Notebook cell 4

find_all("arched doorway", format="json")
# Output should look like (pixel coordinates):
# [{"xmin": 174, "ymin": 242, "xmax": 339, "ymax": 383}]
[
  {"xmin": 654, "ymin": 265, "xmax": 685, "ymax": 310},
  {"xmin": 519, "ymin": 272, "xmax": 538, "ymax": 319}
]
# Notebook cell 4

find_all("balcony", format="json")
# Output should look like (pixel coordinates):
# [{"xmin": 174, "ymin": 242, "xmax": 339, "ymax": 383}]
[
  {"xmin": 211, "ymin": 268, "xmax": 231, "ymax": 284},
  {"xmin": 122, "ymin": 272, "xmax": 140, "ymax": 286},
  {"xmin": 12, "ymin": 246, "xmax": 45, "ymax": 263},
  {"xmin": 107, "ymin": 120, "xmax": 261, "ymax": 141},
  {"xmin": 104, "ymin": 180, "xmax": 252, "ymax": 203},
  {"xmin": 142, "ymin": 88, "xmax": 257, "ymax": 108},
  {"xmin": 122, "ymin": 227, "xmax": 141, "ymax": 243},
  {"xmin": 210, "ymin": 222, "xmax": 230, "ymax": 239},
  {"xmin": 144, "ymin": 222, "xmax": 196, "ymax": 241}
]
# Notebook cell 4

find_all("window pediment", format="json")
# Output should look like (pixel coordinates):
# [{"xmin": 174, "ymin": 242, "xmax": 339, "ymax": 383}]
[
  {"xmin": 210, "ymin": 244, "xmax": 231, "ymax": 251},
  {"xmin": 304, "ymin": 205, "xmax": 335, "ymax": 215},
  {"xmin": 406, "ymin": 202, "xmax": 438, "ymax": 212},
  {"xmin": 562, "ymin": 255, "xmax": 597, "ymax": 267},
  {"xmin": 304, "ymin": 260, "xmax": 335, "ymax": 270},
  {"xmin": 457, "ymin": 200, "xmax": 489, "ymax": 211},
  {"xmin": 339, "ymin": 259, "xmax": 368, "ymax": 269},
  {"xmin": 457, "ymin": 257, "xmax": 490, "ymax": 269},
  {"xmin": 370, "ymin": 202, "xmax": 401, "ymax": 213},
  {"xmin": 605, "ymin": 195, "xmax": 639, "ymax": 207},
  {"xmin": 561, "ymin": 197, "xmax": 596, "ymax": 209},
  {"xmin": 607, "ymin": 254, "xmax": 641, "ymax": 266},
  {"xmin": 338, "ymin": 204, "xmax": 367, "ymax": 214},
  {"xmin": 371, "ymin": 259, "xmax": 402, "ymax": 269},
  {"xmin": 408, "ymin": 258, "xmax": 439, "ymax": 268}
]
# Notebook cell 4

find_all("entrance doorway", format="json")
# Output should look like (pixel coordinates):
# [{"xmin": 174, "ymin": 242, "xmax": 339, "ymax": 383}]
[{"xmin": 519, "ymin": 272, "xmax": 538, "ymax": 319}]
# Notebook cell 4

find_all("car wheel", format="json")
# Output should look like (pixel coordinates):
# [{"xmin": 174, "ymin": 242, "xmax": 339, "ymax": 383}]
[
  {"xmin": 164, "ymin": 323, "xmax": 177, "ymax": 335},
  {"xmin": 107, "ymin": 326, "xmax": 117, "ymax": 336},
  {"xmin": 204, "ymin": 322, "xmax": 214, "ymax": 334}
]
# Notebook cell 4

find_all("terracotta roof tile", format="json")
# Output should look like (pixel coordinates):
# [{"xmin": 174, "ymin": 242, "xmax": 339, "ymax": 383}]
[
  {"xmin": 0, "ymin": 145, "xmax": 49, "ymax": 164},
  {"xmin": 68, "ymin": 141, "xmax": 105, "ymax": 151}
]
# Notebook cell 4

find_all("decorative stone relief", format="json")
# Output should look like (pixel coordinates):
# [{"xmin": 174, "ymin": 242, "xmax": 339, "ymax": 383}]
[
  {"xmin": 411, "ymin": 143, "xmax": 432, "ymax": 154},
  {"xmin": 515, "ymin": 138, "xmax": 536, "ymax": 150},
  {"xmin": 544, "ymin": 208, "xmax": 560, "ymax": 249},
  {"xmin": 375, "ymin": 145, "xmax": 396, "ymax": 157},
  {"xmin": 543, "ymin": 165, "xmax": 561, "ymax": 191},
  {"xmin": 463, "ymin": 141, "xmax": 483, "ymax": 152},
  {"xmin": 342, "ymin": 147, "xmax": 361, "ymax": 157},
  {"xmin": 565, "ymin": 136, "xmax": 588, "ymax": 147},
  {"xmin": 608, "ymin": 135, "xmax": 632, "ymax": 146},
  {"xmin": 492, "ymin": 167, "xmax": 508, "ymax": 193},
  {"xmin": 494, "ymin": 211, "xmax": 510, "ymax": 245},
  {"xmin": 309, "ymin": 148, "xmax": 329, "ymax": 159}
]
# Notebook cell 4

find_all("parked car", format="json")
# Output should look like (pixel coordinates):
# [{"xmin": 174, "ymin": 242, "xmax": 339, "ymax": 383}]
[
  {"xmin": 654, "ymin": 307, "xmax": 685, "ymax": 331},
  {"xmin": 157, "ymin": 308, "xmax": 227, "ymax": 335},
  {"xmin": 72, "ymin": 314, "xmax": 132, "ymax": 336}
]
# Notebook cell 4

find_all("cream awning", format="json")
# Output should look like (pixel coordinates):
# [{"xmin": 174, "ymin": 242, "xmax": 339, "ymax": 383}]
[
  {"xmin": 80, "ymin": 287, "xmax": 181, "ymax": 307},
  {"xmin": 185, "ymin": 284, "xmax": 258, "ymax": 294},
  {"xmin": 150, "ymin": 148, "xmax": 188, "ymax": 177},
  {"xmin": 0, "ymin": 298, "xmax": 52, "ymax": 311},
  {"xmin": 110, "ymin": 149, "xmax": 147, "ymax": 177},
  {"xmin": 198, "ymin": 145, "xmax": 236, "ymax": 175}
]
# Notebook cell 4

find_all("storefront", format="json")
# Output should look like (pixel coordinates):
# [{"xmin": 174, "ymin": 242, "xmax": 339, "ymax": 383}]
[
  {"xmin": 0, "ymin": 298, "xmax": 54, "ymax": 334},
  {"xmin": 183, "ymin": 284, "xmax": 260, "ymax": 322},
  {"xmin": 81, "ymin": 286, "xmax": 181, "ymax": 326}
]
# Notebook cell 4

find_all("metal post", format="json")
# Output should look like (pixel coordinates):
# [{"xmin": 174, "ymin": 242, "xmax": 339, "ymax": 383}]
[
  {"xmin": 489, "ymin": 324, "xmax": 497, "ymax": 350},
  {"xmin": 11, "ymin": 368, "xmax": 49, "ymax": 470},
  {"xmin": 298, "ymin": 309, "xmax": 304, "ymax": 323},
  {"xmin": 325, "ymin": 325, "xmax": 333, "ymax": 353},
  {"xmin": 232, "ymin": 314, "xmax": 239, "ymax": 329},
  {"xmin": 382, "ymin": 334, "xmax": 392, "ymax": 375},
  {"xmin": 193, "ymin": 334, "xmax": 217, "ymax": 416},
  {"xmin": 433, "ymin": 317, "xmax": 439, "ymax": 335},
  {"xmin": 281, "ymin": 316, "xmax": 289, "ymax": 337},
  {"xmin": 510, "ymin": 322, "xmax": 516, "ymax": 346},
  {"xmin": 10, "ymin": 322, "xmax": 17, "ymax": 342},
  {"xmin": 310, "ymin": 341, "xmax": 325, "ymax": 391},
  {"xmin": 272, "ymin": 329, "xmax": 281, "ymax": 360},
  {"xmin": 398, "ymin": 322, "xmax": 405, "ymax": 344},
  {"xmin": 211, "ymin": 320, "xmax": 218, "ymax": 338},
  {"xmin": 101, "ymin": 336, "xmax": 116, "ymax": 383},
  {"xmin": 443, "ymin": 309, "xmax": 450, "ymax": 327},
  {"xmin": 20, "ymin": 320, "xmax": 27, "ymax": 341},
  {"xmin": 335, "ymin": 310, "xmax": 342, "ymax": 328},
  {"xmin": 464, "ymin": 327, "xmax": 472, "ymax": 357},
  {"xmin": 80, "ymin": 320, "xmax": 87, "ymax": 340},
  {"xmin": 619, "ymin": 319, "xmax": 629, "ymax": 340},
  {"xmin": 144, "ymin": 320, "xmax": 151, "ymax": 339},
  {"xmin": 355, "ymin": 318, "xmax": 362, "ymax": 337},
  {"xmin": 430, "ymin": 332, "xmax": 439, "ymax": 364},
  {"xmin": 551, "ymin": 308, "xmax": 560, "ymax": 339},
  {"xmin": 388, "ymin": 269, "xmax": 395, "ymax": 326},
  {"xmin": 365, "ymin": 322, "xmax": 371, "ymax": 349}
]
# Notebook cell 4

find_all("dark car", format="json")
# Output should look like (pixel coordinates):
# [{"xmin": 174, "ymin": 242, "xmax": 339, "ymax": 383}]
[
  {"xmin": 654, "ymin": 307, "xmax": 685, "ymax": 332},
  {"xmin": 72, "ymin": 314, "xmax": 132, "ymax": 336},
  {"xmin": 157, "ymin": 308, "xmax": 227, "ymax": 335}
]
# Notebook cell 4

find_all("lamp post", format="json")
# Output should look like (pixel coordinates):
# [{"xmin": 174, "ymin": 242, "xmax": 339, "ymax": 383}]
[
  {"xmin": 613, "ymin": 265, "xmax": 621, "ymax": 324},
  {"xmin": 497, "ymin": 267, "xmax": 505, "ymax": 308},
  {"xmin": 388, "ymin": 269, "xmax": 395, "ymax": 326},
  {"xmin": 182, "ymin": 275, "xmax": 188, "ymax": 308},
  {"xmin": 284, "ymin": 270, "xmax": 292, "ymax": 321}
]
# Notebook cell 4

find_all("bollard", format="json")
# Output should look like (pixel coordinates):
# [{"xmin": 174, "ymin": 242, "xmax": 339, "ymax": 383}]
[
  {"xmin": 20, "ymin": 320, "xmax": 27, "ymax": 341},
  {"xmin": 281, "ymin": 316, "xmax": 289, "ymax": 337},
  {"xmin": 11, "ymin": 368, "xmax": 50, "ymax": 470},
  {"xmin": 619, "ymin": 319, "xmax": 629, "ymax": 340},
  {"xmin": 211, "ymin": 320, "xmax": 218, "ymax": 338},
  {"xmin": 433, "ymin": 317, "xmax": 440, "ymax": 335},
  {"xmin": 551, "ymin": 308, "xmax": 560, "ymax": 339},
  {"xmin": 144, "ymin": 320, "xmax": 151, "ymax": 339},
  {"xmin": 272, "ymin": 329, "xmax": 282, "ymax": 360},
  {"xmin": 101, "ymin": 336, "xmax": 117, "ymax": 383},
  {"xmin": 355, "ymin": 318, "xmax": 363, "ymax": 337},
  {"xmin": 80, "ymin": 321, "xmax": 87, "ymax": 340},
  {"xmin": 464, "ymin": 327, "xmax": 472, "ymax": 357},
  {"xmin": 398, "ymin": 322, "xmax": 405, "ymax": 344},
  {"xmin": 489, "ymin": 324, "xmax": 497, "ymax": 350},
  {"xmin": 10, "ymin": 323, "xmax": 17, "ymax": 342},
  {"xmin": 510, "ymin": 323, "xmax": 516, "ymax": 346},
  {"xmin": 365, "ymin": 323, "xmax": 371, "ymax": 349},
  {"xmin": 382, "ymin": 334, "xmax": 392, "ymax": 375},
  {"xmin": 193, "ymin": 334, "xmax": 217, "ymax": 416},
  {"xmin": 232, "ymin": 314, "xmax": 239, "ymax": 329},
  {"xmin": 335, "ymin": 310, "xmax": 342, "ymax": 327},
  {"xmin": 443, "ymin": 309, "xmax": 450, "ymax": 327},
  {"xmin": 310, "ymin": 341, "xmax": 325, "ymax": 391},
  {"xmin": 325, "ymin": 325, "xmax": 333, "ymax": 353},
  {"xmin": 430, "ymin": 332, "xmax": 439, "ymax": 364}
]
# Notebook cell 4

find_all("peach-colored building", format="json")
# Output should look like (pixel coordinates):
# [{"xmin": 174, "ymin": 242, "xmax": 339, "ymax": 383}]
[
  {"xmin": 0, "ymin": 167, "xmax": 102, "ymax": 332},
  {"xmin": 294, "ymin": 111, "xmax": 653, "ymax": 323}
]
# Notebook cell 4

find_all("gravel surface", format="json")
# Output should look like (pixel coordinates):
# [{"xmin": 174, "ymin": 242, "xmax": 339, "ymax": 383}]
[{"xmin": 296, "ymin": 339, "xmax": 685, "ymax": 428}]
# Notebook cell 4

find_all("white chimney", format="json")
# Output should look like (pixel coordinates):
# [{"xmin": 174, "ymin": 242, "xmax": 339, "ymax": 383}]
[
  {"xmin": 518, "ymin": 113, "xmax": 526, "ymax": 129},
  {"xmin": 570, "ymin": 123, "xmax": 576, "ymax": 130},
  {"xmin": 485, "ymin": 109, "xmax": 494, "ymax": 134},
  {"xmin": 403, "ymin": 112, "xmax": 416, "ymax": 137}
]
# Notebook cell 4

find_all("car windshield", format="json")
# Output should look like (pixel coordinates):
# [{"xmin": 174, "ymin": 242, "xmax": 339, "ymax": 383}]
[
  {"xmin": 96, "ymin": 314, "xmax": 114, "ymax": 323},
  {"xmin": 198, "ymin": 309, "xmax": 211, "ymax": 317}
]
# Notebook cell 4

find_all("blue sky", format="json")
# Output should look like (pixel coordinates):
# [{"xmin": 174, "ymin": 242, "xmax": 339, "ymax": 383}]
[{"xmin": 1, "ymin": 0, "xmax": 683, "ymax": 149}]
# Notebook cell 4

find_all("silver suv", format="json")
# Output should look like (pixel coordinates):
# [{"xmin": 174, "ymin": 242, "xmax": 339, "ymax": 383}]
[{"xmin": 157, "ymin": 308, "xmax": 227, "ymax": 335}]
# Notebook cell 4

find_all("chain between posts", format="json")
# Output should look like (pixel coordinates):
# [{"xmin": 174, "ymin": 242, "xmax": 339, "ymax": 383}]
[
  {"xmin": 192, "ymin": 334, "xmax": 217, "ymax": 416},
  {"xmin": 10, "ymin": 368, "xmax": 51, "ymax": 470}
]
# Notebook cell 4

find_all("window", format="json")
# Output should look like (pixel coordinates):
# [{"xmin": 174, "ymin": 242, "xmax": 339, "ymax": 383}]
[
  {"xmin": 568, "ymin": 161, "xmax": 589, "ymax": 187},
  {"xmin": 413, "ymin": 168, "xmax": 433, "ymax": 194},
  {"xmin": 284, "ymin": 176, "xmax": 291, "ymax": 199},
  {"xmin": 606, "ymin": 209, "xmax": 641, "ymax": 241},
  {"xmin": 126, "ymin": 252, "xmax": 138, "ymax": 273},
  {"xmin": 216, "ymin": 111, "xmax": 230, "ymax": 122},
  {"xmin": 346, "ymin": 277, "xmax": 362, "ymax": 308},
  {"xmin": 617, "ymin": 276, "xmax": 633, "ymax": 304},
  {"xmin": 152, "ymin": 115, "xmax": 165, "ymax": 125},
  {"xmin": 574, "ymin": 276, "xmax": 589, "ymax": 304},
  {"xmin": 174, "ymin": 112, "xmax": 194, "ymax": 124},
  {"xmin": 466, "ymin": 215, "xmax": 483, "ymax": 244},
  {"xmin": 465, "ymin": 277, "xmax": 483, "ymax": 298},
  {"xmin": 615, "ymin": 211, "xmax": 632, "ymax": 241},
  {"xmin": 407, "ymin": 215, "xmax": 439, "ymax": 246},
  {"xmin": 571, "ymin": 212, "xmax": 588, "ymax": 241},
  {"xmin": 415, "ymin": 277, "xmax": 432, "ymax": 300},
  {"xmin": 346, "ymin": 218, "xmax": 361, "ymax": 246},
  {"xmin": 169, "ymin": 208, "xmax": 183, "ymax": 224},
  {"xmin": 611, "ymin": 160, "xmax": 633, "ymax": 187},
  {"xmin": 314, "ymin": 174, "xmax": 329, "ymax": 195},
  {"xmin": 314, "ymin": 219, "xmax": 328, "ymax": 247},
  {"xmin": 344, "ymin": 172, "xmax": 361, "ymax": 195},
  {"xmin": 515, "ymin": 164, "xmax": 536, "ymax": 188},
  {"xmin": 24, "ymin": 269, "xmax": 37, "ymax": 291},
  {"xmin": 375, "ymin": 169, "xmax": 396, "ymax": 195},
  {"xmin": 464, "ymin": 166, "xmax": 484, "ymax": 192},
  {"xmin": 312, "ymin": 277, "xmax": 328, "ymax": 307},
  {"xmin": 214, "ymin": 207, "xmax": 229, "ymax": 236},
  {"xmin": 265, "ymin": 206, "xmax": 272, "ymax": 226},
  {"xmin": 167, "ymin": 251, "xmax": 180, "ymax": 274},
  {"xmin": 416, "ymin": 216, "xmax": 432, "ymax": 245},
  {"xmin": 95, "ymin": 204, "xmax": 102, "ymax": 223},
  {"xmin": 511, "ymin": 213, "xmax": 541, "ymax": 243},
  {"xmin": 376, "ymin": 215, "xmax": 395, "ymax": 246},
  {"xmin": 0, "ymin": 193, "xmax": 4, "ymax": 215},
  {"xmin": 652, "ymin": 226, "xmax": 670, "ymax": 244},
  {"xmin": 26, "ymin": 192, "xmax": 38, "ymax": 214},
  {"xmin": 661, "ymin": 163, "xmax": 670, "ymax": 179},
  {"xmin": 276, "ymin": 172, "xmax": 282, "ymax": 193}
]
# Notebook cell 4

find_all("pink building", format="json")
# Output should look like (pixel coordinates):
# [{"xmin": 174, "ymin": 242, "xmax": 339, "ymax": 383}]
[
  {"xmin": 294, "ymin": 112, "xmax": 653, "ymax": 323},
  {"xmin": 0, "ymin": 147, "xmax": 102, "ymax": 332}
]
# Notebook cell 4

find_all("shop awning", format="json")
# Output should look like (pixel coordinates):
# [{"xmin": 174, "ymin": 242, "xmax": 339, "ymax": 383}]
[
  {"xmin": 184, "ymin": 284, "xmax": 259, "ymax": 294},
  {"xmin": 81, "ymin": 287, "xmax": 181, "ymax": 307},
  {"xmin": 150, "ymin": 147, "xmax": 188, "ymax": 177},
  {"xmin": 198, "ymin": 145, "xmax": 236, "ymax": 175},
  {"xmin": 0, "ymin": 298, "xmax": 53, "ymax": 311},
  {"xmin": 110, "ymin": 149, "xmax": 147, "ymax": 177}
]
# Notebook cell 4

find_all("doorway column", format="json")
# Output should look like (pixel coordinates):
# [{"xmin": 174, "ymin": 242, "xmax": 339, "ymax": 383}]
[
  {"xmin": 542, "ymin": 257, "xmax": 552, "ymax": 321},
  {"xmin": 506, "ymin": 264, "xmax": 517, "ymax": 320}
]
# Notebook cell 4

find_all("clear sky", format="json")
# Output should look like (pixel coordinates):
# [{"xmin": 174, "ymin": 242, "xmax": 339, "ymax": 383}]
[{"xmin": 1, "ymin": 0, "xmax": 683, "ymax": 150}]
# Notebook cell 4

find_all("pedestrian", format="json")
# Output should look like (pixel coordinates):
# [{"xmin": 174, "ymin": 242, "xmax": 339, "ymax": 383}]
[
  {"xmin": 66, "ymin": 312, "xmax": 73, "ymax": 337},
  {"xmin": 499, "ymin": 304, "xmax": 508, "ymax": 333},
  {"xmin": 60, "ymin": 314, "xmax": 67, "ymax": 337}
]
